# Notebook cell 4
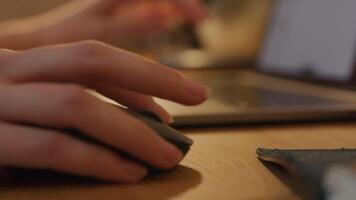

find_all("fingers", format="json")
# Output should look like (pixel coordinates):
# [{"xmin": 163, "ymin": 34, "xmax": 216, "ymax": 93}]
[
  {"xmin": 0, "ymin": 83, "xmax": 182, "ymax": 170},
  {"xmin": 95, "ymin": 83, "xmax": 173, "ymax": 124},
  {"xmin": 81, "ymin": 0, "xmax": 128, "ymax": 14},
  {"xmin": 172, "ymin": 0, "xmax": 209, "ymax": 23},
  {"xmin": 0, "ymin": 50, "xmax": 17, "ymax": 85},
  {"xmin": 0, "ymin": 41, "xmax": 210, "ymax": 105},
  {"xmin": 0, "ymin": 49, "xmax": 17, "ymax": 55},
  {"xmin": 85, "ymin": 0, "xmax": 208, "ymax": 22},
  {"xmin": 0, "ymin": 122, "xmax": 147, "ymax": 182},
  {"xmin": 108, "ymin": 5, "xmax": 174, "ymax": 38},
  {"xmin": 0, "ymin": 49, "xmax": 16, "ymax": 65}
]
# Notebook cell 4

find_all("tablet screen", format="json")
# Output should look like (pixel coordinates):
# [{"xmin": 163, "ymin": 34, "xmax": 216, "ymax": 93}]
[{"xmin": 259, "ymin": 0, "xmax": 356, "ymax": 82}]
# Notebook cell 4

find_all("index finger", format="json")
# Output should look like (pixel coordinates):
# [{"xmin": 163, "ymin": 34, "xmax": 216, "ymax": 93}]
[{"xmin": 0, "ymin": 41, "xmax": 211, "ymax": 105}]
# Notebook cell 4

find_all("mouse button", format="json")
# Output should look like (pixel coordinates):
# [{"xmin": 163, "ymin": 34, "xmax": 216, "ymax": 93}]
[
  {"xmin": 125, "ymin": 109, "xmax": 193, "ymax": 145},
  {"xmin": 153, "ymin": 124, "xmax": 194, "ymax": 146}
]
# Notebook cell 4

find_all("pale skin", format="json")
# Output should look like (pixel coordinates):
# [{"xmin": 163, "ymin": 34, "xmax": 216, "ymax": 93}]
[
  {"xmin": 0, "ymin": 0, "xmax": 208, "ymax": 50},
  {"xmin": 0, "ymin": 0, "xmax": 210, "ymax": 182}
]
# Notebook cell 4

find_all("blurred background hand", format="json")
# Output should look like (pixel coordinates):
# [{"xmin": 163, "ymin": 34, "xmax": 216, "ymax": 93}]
[{"xmin": 0, "ymin": 0, "xmax": 208, "ymax": 49}]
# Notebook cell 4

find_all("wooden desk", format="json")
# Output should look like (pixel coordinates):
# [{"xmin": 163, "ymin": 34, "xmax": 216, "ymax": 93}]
[{"xmin": 2, "ymin": 122, "xmax": 356, "ymax": 200}]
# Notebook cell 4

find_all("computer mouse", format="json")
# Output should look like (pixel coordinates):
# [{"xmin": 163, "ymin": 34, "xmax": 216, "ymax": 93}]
[{"xmin": 5, "ymin": 110, "xmax": 193, "ymax": 180}]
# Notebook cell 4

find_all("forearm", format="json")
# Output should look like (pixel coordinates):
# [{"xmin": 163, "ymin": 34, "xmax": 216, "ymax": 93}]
[{"xmin": 0, "ymin": 19, "xmax": 45, "ymax": 50}]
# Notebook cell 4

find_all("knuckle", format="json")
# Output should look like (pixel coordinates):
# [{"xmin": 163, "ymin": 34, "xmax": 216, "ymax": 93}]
[
  {"xmin": 75, "ymin": 40, "xmax": 109, "ymax": 57},
  {"xmin": 69, "ymin": 40, "xmax": 113, "ymax": 79}
]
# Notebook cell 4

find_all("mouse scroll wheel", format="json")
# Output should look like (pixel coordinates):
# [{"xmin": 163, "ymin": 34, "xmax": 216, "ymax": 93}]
[{"xmin": 138, "ymin": 110, "xmax": 164, "ymax": 123}]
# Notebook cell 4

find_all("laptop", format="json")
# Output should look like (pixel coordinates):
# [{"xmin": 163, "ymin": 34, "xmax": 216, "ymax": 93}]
[{"xmin": 155, "ymin": 0, "xmax": 356, "ymax": 126}]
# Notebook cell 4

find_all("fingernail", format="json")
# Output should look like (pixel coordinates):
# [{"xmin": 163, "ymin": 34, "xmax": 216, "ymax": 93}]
[
  {"xmin": 161, "ymin": 113, "xmax": 174, "ymax": 124},
  {"xmin": 120, "ymin": 162, "xmax": 148, "ymax": 182},
  {"xmin": 182, "ymin": 78, "xmax": 211, "ymax": 100},
  {"xmin": 154, "ymin": 104, "xmax": 174, "ymax": 124},
  {"xmin": 160, "ymin": 142, "xmax": 183, "ymax": 169},
  {"xmin": 167, "ymin": 115, "xmax": 174, "ymax": 124}
]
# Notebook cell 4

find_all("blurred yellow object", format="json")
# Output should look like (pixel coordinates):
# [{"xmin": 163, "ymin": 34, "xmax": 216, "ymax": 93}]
[{"xmin": 197, "ymin": 0, "xmax": 273, "ymax": 62}]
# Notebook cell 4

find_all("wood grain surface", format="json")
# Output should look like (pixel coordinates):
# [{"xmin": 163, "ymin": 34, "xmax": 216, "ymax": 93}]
[{"xmin": 2, "ymin": 122, "xmax": 356, "ymax": 200}]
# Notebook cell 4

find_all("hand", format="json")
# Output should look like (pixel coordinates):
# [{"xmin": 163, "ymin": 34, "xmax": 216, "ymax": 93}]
[
  {"xmin": 32, "ymin": 0, "xmax": 208, "ymax": 45},
  {"xmin": 0, "ymin": 40, "xmax": 210, "ymax": 182}
]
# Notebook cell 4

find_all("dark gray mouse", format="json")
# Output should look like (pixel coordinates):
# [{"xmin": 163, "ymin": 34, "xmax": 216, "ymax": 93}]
[{"xmin": 4, "ymin": 110, "xmax": 193, "ymax": 181}]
